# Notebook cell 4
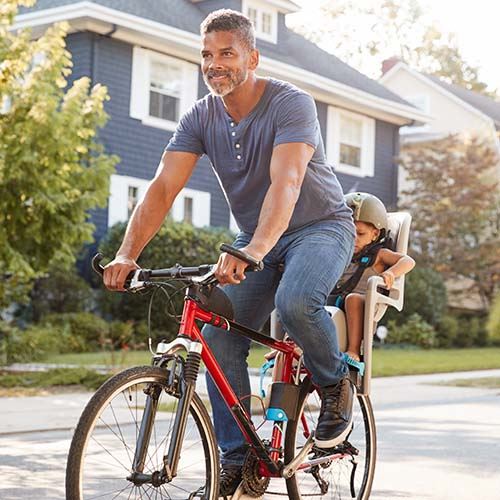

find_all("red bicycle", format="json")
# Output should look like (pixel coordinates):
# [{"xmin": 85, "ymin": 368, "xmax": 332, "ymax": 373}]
[{"xmin": 66, "ymin": 244, "xmax": 376, "ymax": 499}]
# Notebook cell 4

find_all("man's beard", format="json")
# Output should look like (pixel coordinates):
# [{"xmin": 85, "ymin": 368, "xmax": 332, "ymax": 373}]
[{"xmin": 203, "ymin": 67, "xmax": 247, "ymax": 97}]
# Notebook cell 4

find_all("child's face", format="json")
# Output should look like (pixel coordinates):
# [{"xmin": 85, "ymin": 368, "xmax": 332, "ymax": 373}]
[{"xmin": 354, "ymin": 221, "xmax": 380, "ymax": 254}]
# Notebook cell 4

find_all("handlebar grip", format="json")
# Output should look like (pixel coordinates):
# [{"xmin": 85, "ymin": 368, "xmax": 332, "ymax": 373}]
[
  {"xmin": 91, "ymin": 253, "xmax": 145, "ymax": 284},
  {"xmin": 92, "ymin": 253, "xmax": 105, "ymax": 275},
  {"xmin": 219, "ymin": 244, "xmax": 264, "ymax": 271}
]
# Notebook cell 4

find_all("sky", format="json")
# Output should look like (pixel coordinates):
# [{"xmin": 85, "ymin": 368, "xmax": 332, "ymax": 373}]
[{"xmin": 289, "ymin": 0, "xmax": 500, "ymax": 92}]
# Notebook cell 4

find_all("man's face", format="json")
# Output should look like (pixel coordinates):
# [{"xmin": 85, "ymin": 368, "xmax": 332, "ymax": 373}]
[{"xmin": 201, "ymin": 30, "xmax": 255, "ymax": 97}]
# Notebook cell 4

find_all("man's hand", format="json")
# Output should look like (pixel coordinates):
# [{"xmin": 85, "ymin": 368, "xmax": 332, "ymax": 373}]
[
  {"xmin": 214, "ymin": 246, "xmax": 263, "ymax": 285},
  {"xmin": 103, "ymin": 255, "xmax": 139, "ymax": 291}
]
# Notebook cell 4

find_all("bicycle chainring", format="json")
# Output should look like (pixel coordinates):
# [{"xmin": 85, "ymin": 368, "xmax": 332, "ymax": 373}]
[{"xmin": 241, "ymin": 451, "xmax": 270, "ymax": 497}]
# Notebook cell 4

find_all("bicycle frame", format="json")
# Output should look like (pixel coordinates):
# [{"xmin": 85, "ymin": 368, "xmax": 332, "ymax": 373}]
[{"xmin": 149, "ymin": 290, "xmax": 303, "ymax": 480}]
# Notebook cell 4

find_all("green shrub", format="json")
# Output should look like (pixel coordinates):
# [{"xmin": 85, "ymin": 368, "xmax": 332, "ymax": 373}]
[
  {"xmin": 383, "ymin": 267, "xmax": 447, "ymax": 328},
  {"xmin": 5, "ymin": 324, "xmax": 63, "ymax": 363},
  {"xmin": 386, "ymin": 313, "xmax": 436, "ymax": 349},
  {"xmin": 487, "ymin": 294, "xmax": 500, "ymax": 344},
  {"xmin": 27, "ymin": 265, "xmax": 94, "ymax": 322},
  {"xmin": 96, "ymin": 221, "xmax": 234, "ymax": 340},
  {"xmin": 454, "ymin": 316, "xmax": 488, "ymax": 348},
  {"xmin": 436, "ymin": 314, "xmax": 460, "ymax": 348},
  {"xmin": 41, "ymin": 312, "xmax": 109, "ymax": 352},
  {"xmin": 106, "ymin": 321, "xmax": 134, "ymax": 349}
]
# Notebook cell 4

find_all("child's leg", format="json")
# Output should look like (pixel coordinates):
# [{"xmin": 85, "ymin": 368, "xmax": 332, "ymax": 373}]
[{"xmin": 345, "ymin": 293, "xmax": 366, "ymax": 361}]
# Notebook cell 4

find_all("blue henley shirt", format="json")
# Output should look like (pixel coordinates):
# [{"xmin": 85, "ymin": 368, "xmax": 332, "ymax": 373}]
[{"xmin": 165, "ymin": 77, "xmax": 353, "ymax": 234}]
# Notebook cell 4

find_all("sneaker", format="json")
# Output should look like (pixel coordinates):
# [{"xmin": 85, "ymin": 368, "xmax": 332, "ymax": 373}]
[
  {"xmin": 219, "ymin": 464, "xmax": 243, "ymax": 499},
  {"xmin": 314, "ymin": 377, "xmax": 355, "ymax": 449}
]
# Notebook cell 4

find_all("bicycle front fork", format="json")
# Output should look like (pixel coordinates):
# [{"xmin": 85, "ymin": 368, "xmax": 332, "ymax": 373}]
[{"xmin": 128, "ymin": 340, "xmax": 203, "ymax": 486}]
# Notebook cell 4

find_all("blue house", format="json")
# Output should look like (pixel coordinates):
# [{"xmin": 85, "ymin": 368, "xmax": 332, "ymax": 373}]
[{"xmin": 17, "ymin": 0, "xmax": 428, "ymax": 239}]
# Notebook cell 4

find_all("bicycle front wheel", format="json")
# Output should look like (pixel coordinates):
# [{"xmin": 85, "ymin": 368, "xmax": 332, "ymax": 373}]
[
  {"xmin": 66, "ymin": 365, "xmax": 219, "ymax": 500},
  {"xmin": 284, "ymin": 378, "xmax": 376, "ymax": 499}
]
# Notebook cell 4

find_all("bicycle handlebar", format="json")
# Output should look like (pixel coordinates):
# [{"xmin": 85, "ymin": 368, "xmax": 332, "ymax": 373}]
[{"xmin": 91, "ymin": 243, "xmax": 263, "ymax": 287}]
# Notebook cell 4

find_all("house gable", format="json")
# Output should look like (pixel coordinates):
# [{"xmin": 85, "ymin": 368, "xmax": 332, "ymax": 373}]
[{"xmin": 380, "ymin": 62, "xmax": 496, "ymax": 141}]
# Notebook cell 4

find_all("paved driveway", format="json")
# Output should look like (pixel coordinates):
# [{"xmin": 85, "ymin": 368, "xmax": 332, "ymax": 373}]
[{"xmin": 0, "ymin": 369, "xmax": 499, "ymax": 499}]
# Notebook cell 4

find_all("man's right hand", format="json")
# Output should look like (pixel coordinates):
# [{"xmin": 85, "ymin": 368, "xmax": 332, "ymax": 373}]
[{"xmin": 103, "ymin": 255, "xmax": 139, "ymax": 291}]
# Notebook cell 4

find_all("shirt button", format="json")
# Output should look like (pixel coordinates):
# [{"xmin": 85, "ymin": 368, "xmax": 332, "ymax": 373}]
[
  {"xmin": 236, "ymin": 154, "xmax": 242, "ymax": 160},
  {"xmin": 230, "ymin": 122, "xmax": 235, "ymax": 127},
  {"xmin": 235, "ymin": 143, "xmax": 241, "ymax": 149},
  {"xmin": 231, "ymin": 131, "xmax": 236, "ymax": 137}
]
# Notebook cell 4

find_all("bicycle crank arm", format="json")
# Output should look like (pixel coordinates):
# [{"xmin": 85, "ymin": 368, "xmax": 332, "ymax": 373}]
[{"xmin": 281, "ymin": 433, "xmax": 315, "ymax": 479}]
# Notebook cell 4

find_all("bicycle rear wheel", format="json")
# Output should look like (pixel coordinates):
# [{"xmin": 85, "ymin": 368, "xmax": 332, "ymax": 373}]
[
  {"xmin": 66, "ymin": 365, "xmax": 219, "ymax": 500},
  {"xmin": 284, "ymin": 377, "xmax": 376, "ymax": 499}
]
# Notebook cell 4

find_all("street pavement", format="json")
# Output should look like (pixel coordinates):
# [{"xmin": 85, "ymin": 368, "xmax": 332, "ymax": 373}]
[{"xmin": 0, "ymin": 369, "xmax": 499, "ymax": 499}]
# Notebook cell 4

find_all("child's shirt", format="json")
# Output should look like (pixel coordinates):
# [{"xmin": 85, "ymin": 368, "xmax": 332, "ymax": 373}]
[{"xmin": 337, "ymin": 262, "xmax": 380, "ymax": 296}]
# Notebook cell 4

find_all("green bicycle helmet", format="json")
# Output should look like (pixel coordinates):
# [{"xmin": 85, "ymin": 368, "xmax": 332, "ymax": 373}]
[{"xmin": 345, "ymin": 192, "xmax": 388, "ymax": 233}]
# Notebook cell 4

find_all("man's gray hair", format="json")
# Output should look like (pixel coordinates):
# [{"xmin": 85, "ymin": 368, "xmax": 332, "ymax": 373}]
[{"xmin": 200, "ymin": 9, "xmax": 256, "ymax": 51}]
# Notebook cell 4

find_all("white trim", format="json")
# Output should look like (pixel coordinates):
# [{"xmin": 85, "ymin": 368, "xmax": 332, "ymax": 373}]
[
  {"xmin": 130, "ymin": 47, "xmax": 198, "ymax": 131},
  {"xmin": 108, "ymin": 174, "xmax": 149, "ymax": 227},
  {"xmin": 14, "ymin": 2, "xmax": 429, "ymax": 126},
  {"xmin": 326, "ymin": 107, "xmax": 375, "ymax": 178},
  {"xmin": 171, "ymin": 188, "xmax": 211, "ymax": 227},
  {"xmin": 380, "ymin": 61, "xmax": 495, "ymax": 126},
  {"xmin": 242, "ymin": 0, "xmax": 278, "ymax": 44},
  {"xmin": 258, "ymin": 56, "xmax": 431, "ymax": 125}
]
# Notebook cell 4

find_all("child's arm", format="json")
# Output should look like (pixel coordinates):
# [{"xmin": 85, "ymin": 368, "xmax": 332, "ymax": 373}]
[{"xmin": 375, "ymin": 249, "xmax": 415, "ymax": 289}]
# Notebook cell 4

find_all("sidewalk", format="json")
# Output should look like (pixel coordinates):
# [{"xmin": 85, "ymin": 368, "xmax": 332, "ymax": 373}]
[{"xmin": 1, "ymin": 368, "xmax": 499, "ymax": 435}]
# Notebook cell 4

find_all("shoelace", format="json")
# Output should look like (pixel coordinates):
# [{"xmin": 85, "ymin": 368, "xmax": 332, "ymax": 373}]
[{"xmin": 320, "ymin": 381, "xmax": 348, "ymax": 420}]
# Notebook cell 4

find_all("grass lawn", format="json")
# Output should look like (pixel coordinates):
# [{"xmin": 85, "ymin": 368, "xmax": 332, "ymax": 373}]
[{"xmin": 43, "ymin": 346, "xmax": 500, "ymax": 377}]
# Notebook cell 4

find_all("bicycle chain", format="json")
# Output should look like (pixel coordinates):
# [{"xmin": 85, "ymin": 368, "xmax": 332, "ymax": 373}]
[{"xmin": 241, "ymin": 451, "xmax": 270, "ymax": 497}]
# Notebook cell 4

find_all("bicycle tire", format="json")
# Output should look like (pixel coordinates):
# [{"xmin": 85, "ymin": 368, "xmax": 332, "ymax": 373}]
[
  {"xmin": 66, "ymin": 365, "xmax": 219, "ymax": 500},
  {"xmin": 284, "ymin": 377, "xmax": 376, "ymax": 499}
]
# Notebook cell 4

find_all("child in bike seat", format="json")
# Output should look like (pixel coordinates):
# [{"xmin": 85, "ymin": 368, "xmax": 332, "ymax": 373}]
[{"xmin": 330, "ymin": 192, "xmax": 415, "ymax": 367}]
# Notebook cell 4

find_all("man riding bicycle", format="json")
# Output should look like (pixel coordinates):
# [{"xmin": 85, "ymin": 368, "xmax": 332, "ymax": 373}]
[{"xmin": 103, "ymin": 9, "xmax": 356, "ymax": 498}]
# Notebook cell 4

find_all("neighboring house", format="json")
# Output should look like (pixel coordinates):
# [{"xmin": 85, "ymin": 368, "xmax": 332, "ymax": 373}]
[
  {"xmin": 16, "ymin": 1, "xmax": 427, "ymax": 240},
  {"xmin": 380, "ymin": 60, "xmax": 500, "ymax": 194},
  {"xmin": 380, "ymin": 60, "xmax": 500, "ymax": 312}
]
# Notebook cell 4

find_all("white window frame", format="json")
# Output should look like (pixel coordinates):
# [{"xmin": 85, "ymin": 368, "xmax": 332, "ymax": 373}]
[
  {"xmin": 108, "ymin": 175, "xmax": 150, "ymax": 227},
  {"xmin": 242, "ymin": 0, "xmax": 278, "ymax": 43},
  {"xmin": 327, "ymin": 107, "xmax": 375, "ymax": 178},
  {"xmin": 400, "ymin": 94, "xmax": 431, "ymax": 135},
  {"xmin": 171, "ymin": 188, "xmax": 211, "ymax": 227},
  {"xmin": 130, "ymin": 47, "xmax": 198, "ymax": 131},
  {"xmin": 109, "ymin": 176, "xmax": 211, "ymax": 228}
]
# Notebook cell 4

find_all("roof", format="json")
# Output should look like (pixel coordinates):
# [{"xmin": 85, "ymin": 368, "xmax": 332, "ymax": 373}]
[
  {"xmin": 20, "ymin": 0, "xmax": 410, "ymax": 107},
  {"xmin": 425, "ymin": 74, "xmax": 500, "ymax": 129}
]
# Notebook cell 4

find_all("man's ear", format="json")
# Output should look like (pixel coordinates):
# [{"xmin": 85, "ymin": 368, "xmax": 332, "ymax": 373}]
[{"xmin": 249, "ymin": 48, "xmax": 259, "ymax": 70}]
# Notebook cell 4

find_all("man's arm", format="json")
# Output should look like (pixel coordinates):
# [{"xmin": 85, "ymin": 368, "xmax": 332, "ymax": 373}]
[
  {"xmin": 103, "ymin": 151, "xmax": 199, "ymax": 290},
  {"xmin": 216, "ymin": 142, "xmax": 313, "ymax": 284}
]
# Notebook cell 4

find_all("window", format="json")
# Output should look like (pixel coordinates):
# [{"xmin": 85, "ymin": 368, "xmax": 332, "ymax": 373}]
[
  {"xmin": 171, "ymin": 188, "xmax": 211, "ymax": 227},
  {"xmin": 327, "ymin": 107, "xmax": 375, "ymax": 178},
  {"xmin": 242, "ymin": 0, "xmax": 278, "ymax": 43},
  {"xmin": 130, "ymin": 48, "xmax": 198, "ymax": 131},
  {"xmin": 108, "ymin": 175, "xmax": 149, "ymax": 227},
  {"xmin": 127, "ymin": 185, "xmax": 139, "ymax": 218},
  {"xmin": 109, "ymin": 176, "xmax": 211, "ymax": 228},
  {"xmin": 183, "ymin": 196, "xmax": 193, "ymax": 224}
]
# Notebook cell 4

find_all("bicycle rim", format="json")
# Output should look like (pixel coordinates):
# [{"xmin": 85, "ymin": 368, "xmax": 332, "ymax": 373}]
[
  {"xmin": 283, "ymin": 379, "xmax": 376, "ymax": 499},
  {"xmin": 66, "ymin": 366, "xmax": 219, "ymax": 500}
]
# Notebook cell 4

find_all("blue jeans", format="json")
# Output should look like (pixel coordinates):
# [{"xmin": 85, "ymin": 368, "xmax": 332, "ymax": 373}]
[{"xmin": 203, "ymin": 219, "xmax": 355, "ymax": 466}]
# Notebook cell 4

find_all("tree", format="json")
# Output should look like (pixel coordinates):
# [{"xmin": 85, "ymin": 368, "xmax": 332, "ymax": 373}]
[
  {"xmin": 288, "ymin": 0, "xmax": 497, "ymax": 98},
  {"xmin": 0, "ymin": 0, "xmax": 118, "ymax": 308},
  {"xmin": 399, "ymin": 134, "xmax": 500, "ymax": 309}
]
